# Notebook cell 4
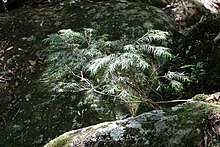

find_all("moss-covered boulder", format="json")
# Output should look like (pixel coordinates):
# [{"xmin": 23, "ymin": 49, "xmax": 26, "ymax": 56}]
[
  {"xmin": 80, "ymin": 0, "xmax": 176, "ymax": 38},
  {"xmin": 130, "ymin": 0, "xmax": 170, "ymax": 8},
  {"xmin": 0, "ymin": 1, "xmax": 176, "ymax": 146},
  {"xmin": 0, "ymin": 0, "xmax": 176, "ymax": 41},
  {"xmin": 45, "ymin": 101, "xmax": 220, "ymax": 147}
]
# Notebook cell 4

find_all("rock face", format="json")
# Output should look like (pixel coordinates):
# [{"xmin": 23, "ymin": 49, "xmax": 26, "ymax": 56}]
[
  {"xmin": 65, "ymin": 0, "xmax": 177, "ymax": 38},
  {"xmin": 0, "ymin": 1, "xmax": 176, "ymax": 146},
  {"xmin": 0, "ymin": 0, "xmax": 176, "ymax": 39},
  {"xmin": 138, "ymin": 0, "xmax": 170, "ymax": 8},
  {"xmin": 45, "ymin": 101, "xmax": 220, "ymax": 147}
]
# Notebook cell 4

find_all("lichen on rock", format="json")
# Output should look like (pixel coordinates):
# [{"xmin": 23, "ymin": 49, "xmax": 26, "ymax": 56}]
[{"xmin": 45, "ymin": 101, "xmax": 220, "ymax": 147}]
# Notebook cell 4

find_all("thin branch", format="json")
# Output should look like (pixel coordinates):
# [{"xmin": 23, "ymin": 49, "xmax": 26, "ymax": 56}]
[
  {"xmin": 142, "ymin": 98, "xmax": 161, "ymax": 109},
  {"xmin": 180, "ymin": 0, "xmax": 190, "ymax": 14},
  {"xmin": 125, "ymin": 81, "xmax": 143, "ymax": 97},
  {"xmin": 124, "ymin": 99, "xmax": 193, "ymax": 104},
  {"xmin": 12, "ymin": 108, "xmax": 21, "ymax": 121},
  {"xmin": 155, "ymin": 99, "xmax": 193, "ymax": 104}
]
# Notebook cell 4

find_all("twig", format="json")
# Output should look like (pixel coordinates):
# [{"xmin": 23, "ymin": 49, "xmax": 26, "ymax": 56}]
[
  {"xmin": 180, "ymin": 0, "xmax": 190, "ymax": 14},
  {"xmin": 155, "ymin": 99, "xmax": 193, "ymax": 104},
  {"xmin": 12, "ymin": 108, "xmax": 21, "ymax": 121},
  {"xmin": 0, "ymin": 76, "xmax": 8, "ymax": 82}
]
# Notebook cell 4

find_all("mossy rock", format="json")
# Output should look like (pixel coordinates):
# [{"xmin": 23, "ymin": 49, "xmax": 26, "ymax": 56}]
[
  {"xmin": 192, "ymin": 93, "xmax": 209, "ymax": 101},
  {"xmin": 0, "ymin": 1, "xmax": 177, "ymax": 146},
  {"xmin": 45, "ymin": 134, "xmax": 72, "ymax": 147},
  {"xmin": 138, "ymin": 0, "xmax": 169, "ymax": 8},
  {"xmin": 45, "ymin": 101, "xmax": 220, "ymax": 147},
  {"xmin": 66, "ymin": 0, "xmax": 177, "ymax": 38}
]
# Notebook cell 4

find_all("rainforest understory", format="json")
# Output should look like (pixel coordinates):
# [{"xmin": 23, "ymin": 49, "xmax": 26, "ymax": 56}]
[{"xmin": 0, "ymin": 0, "xmax": 220, "ymax": 146}]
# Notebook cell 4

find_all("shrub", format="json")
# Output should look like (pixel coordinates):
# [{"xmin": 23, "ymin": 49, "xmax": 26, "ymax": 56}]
[{"xmin": 43, "ymin": 28, "xmax": 188, "ymax": 117}]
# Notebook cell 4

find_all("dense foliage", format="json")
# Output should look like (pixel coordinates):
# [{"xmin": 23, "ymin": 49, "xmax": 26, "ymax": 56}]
[
  {"xmin": 0, "ymin": 28, "xmax": 189, "ymax": 146},
  {"xmin": 1, "ymin": 1, "xmax": 219, "ymax": 146},
  {"xmin": 43, "ymin": 28, "xmax": 188, "ymax": 117},
  {"xmin": 176, "ymin": 15, "xmax": 220, "ymax": 96}
]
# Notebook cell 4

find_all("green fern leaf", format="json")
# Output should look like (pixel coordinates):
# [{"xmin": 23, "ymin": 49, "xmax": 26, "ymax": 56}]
[
  {"xmin": 165, "ymin": 71, "xmax": 189, "ymax": 82},
  {"xmin": 137, "ymin": 30, "xmax": 169, "ymax": 43},
  {"xmin": 169, "ymin": 80, "xmax": 184, "ymax": 93}
]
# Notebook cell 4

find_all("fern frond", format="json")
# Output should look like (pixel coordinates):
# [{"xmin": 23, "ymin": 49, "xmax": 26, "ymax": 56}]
[
  {"xmin": 165, "ymin": 71, "xmax": 189, "ymax": 82},
  {"xmin": 123, "ymin": 44, "xmax": 136, "ymax": 53},
  {"xmin": 137, "ymin": 30, "xmax": 169, "ymax": 43},
  {"xmin": 105, "ymin": 52, "xmax": 150, "ymax": 75},
  {"xmin": 136, "ymin": 44, "xmax": 173, "ymax": 60},
  {"xmin": 80, "ymin": 48, "xmax": 103, "ymax": 59},
  {"xmin": 169, "ymin": 80, "xmax": 184, "ymax": 93},
  {"xmin": 58, "ymin": 29, "xmax": 82, "ymax": 41},
  {"xmin": 88, "ymin": 54, "xmax": 116, "ymax": 75},
  {"xmin": 103, "ymin": 84, "xmax": 119, "ymax": 95},
  {"xmin": 43, "ymin": 30, "xmax": 83, "ymax": 52},
  {"xmin": 118, "ymin": 90, "xmax": 130, "ymax": 99},
  {"xmin": 120, "ymin": 52, "xmax": 149, "ymax": 70},
  {"xmin": 128, "ymin": 53, "xmax": 149, "ymax": 70}
]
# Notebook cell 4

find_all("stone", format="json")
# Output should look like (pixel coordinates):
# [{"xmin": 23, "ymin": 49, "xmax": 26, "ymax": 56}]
[{"xmin": 44, "ymin": 101, "xmax": 220, "ymax": 147}]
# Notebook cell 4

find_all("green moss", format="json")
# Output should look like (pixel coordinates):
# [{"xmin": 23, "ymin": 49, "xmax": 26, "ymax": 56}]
[
  {"xmin": 192, "ymin": 94, "xmax": 209, "ymax": 101},
  {"xmin": 176, "ymin": 102, "xmax": 208, "ymax": 125},
  {"xmin": 164, "ymin": 101, "xmax": 220, "ymax": 146},
  {"xmin": 166, "ymin": 101, "xmax": 220, "ymax": 128},
  {"xmin": 84, "ymin": 127, "xmax": 95, "ymax": 133},
  {"xmin": 45, "ymin": 134, "xmax": 72, "ymax": 147},
  {"xmin": 182, "ymin": 129, "xmax": 202, "ymax": 146}
]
